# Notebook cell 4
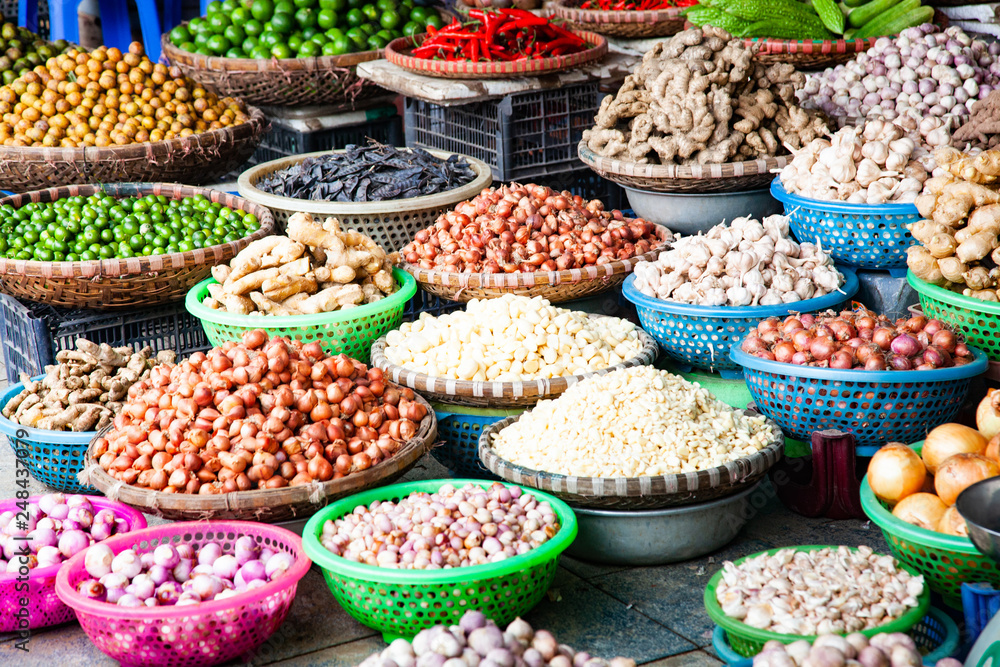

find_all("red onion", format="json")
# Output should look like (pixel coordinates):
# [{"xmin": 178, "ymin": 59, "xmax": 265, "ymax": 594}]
[
  {"xmin": 903, "ymin": 315, "xmax": 927, "ymax": 332},
  {"xmin": 774, "ymin": 342, "xmax": 797, "ymax": 363},
  {"xmin": 924, "ymin": 345, "xmax": 952, "ymax": 367},
  {"xmin": 891, "ymin": 333, "xmax": 922, "ymax": 357},
  {"xmin": 782, "ymin": 317, "xmax": 803, "ymax": 334},
  {"xmin": 865, "ymin": 355, "xmax": 888, "ymax": 371},
  {"xmin": 955, "ymin": 342, "xmax": 971, "ymax": 357},
  {"xmin": 800, "ymin": 314, "xmax": 816, "ymax": 328},
  {"xmin": 830, "ymin": 350, "xmax": 854, "ymax": 369},
  {"xmin": 924, "ymin": 319, "xmax": 944, "ymax": 335},
  {"xmin": 810, "ymin": 337, "xmax": 836, "ymax": 362},
  {"xmin": 873, "ymin": 327, "xmax": 896, "ymax": 351},
  {"xmin": 791, "ymin": 351, "xmax": 812, "ymax": 365},
  {"xmin": 890, "ymin": 355, "xmax": 913, "ymax": 371},
  {"xmin": 931, "ymin": 329, "xmax": 957, "ymax": 353},
  {"xmin": 792, "ymin": 329, "xmax": 814, "ymax": 351}
]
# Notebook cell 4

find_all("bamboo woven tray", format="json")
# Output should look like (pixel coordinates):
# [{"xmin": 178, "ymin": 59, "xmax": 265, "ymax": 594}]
[
  {"xmin": 162, "ymin": 33, "xmax": 384, "ymax": 107},
  {"xmin": 479, "ymin": 411, "xmax": 785, "ymax": 509},
  {"xmin": 0, "ymin": 107, "xmax": 267, "ymax": 192},
  {"xmin": 0, "ymin": 183, "xmax": 275, "ymax": 310},
  {"xmin": 80, "ymin": 394, "xmax": 437, "ymax": 523},
  {"xmin": 578, "ymin": 141, "xmax": 788, "ymax": 193},
  {"xmin": 370, "ymin": 321, "xmax": 659, "ymax": 408},
  {"xmin": 552, "ymin": 0, "xmax": 685, "ymax": 38},
  {"xmin": 743, "ymin": 36, "xmax": 876, "ymax": 69},
  {"xmin": 237, "ymin": 148, "xmax": 493, "ymax": 248},
  {"xmin": 383, "ymin": 30, "xmax": 608, "ymax": 79},
  {"xmin": 399, "ymin": 224, "xmax": 672, "ymax": 303}
]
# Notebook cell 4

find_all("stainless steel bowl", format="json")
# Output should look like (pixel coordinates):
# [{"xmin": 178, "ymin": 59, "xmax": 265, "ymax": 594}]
[
  {"xmin": 623, "ymin": 187, "xmax": 782, "ymax": 235},
  {"xmin": 565, "ymin": 482, "xmax": 761, "ymax": 566},
  {"xmin": 957, "ymin": 477, "xmax": 1000, "ymax": 565}
]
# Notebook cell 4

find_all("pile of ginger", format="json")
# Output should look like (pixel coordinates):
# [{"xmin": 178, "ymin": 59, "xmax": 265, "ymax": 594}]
[
  {"xmin": 583, "ymin": 27, "xmax": 827, "ymax": 166},
  {"xmin": 205, "ymin": 212, "xmax": 397, "ymax": 315}
]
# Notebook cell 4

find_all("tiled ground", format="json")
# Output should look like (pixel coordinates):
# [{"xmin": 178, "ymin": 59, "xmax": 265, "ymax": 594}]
[{"xmin": 0, "ymin": 358, "xmax": 889, "ymax": 667}]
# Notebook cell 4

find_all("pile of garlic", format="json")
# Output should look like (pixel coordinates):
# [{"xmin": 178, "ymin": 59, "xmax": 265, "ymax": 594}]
[
  {"xmin": 632, "ymin": 216, "xmax": 844, "ymax": 307},
  {"xmin": 780, "ymin": 118, "xmax": 929, "ymax": 204}
]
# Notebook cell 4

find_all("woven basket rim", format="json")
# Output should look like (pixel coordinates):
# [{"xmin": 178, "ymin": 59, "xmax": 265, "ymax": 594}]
[
  {"xmin": 384, "ymin": 30, "xmax": 608, "ymax": 79},
  {"xmin": 401, "ymin": 224, "xmax": 671, "ymax": 291},
  {"xmin": 0, "ymin": 183, "xmax": 275, "ymax": 279},
  {"xmin": 236, "ymin": 147, "xmax": 493, "ymax": 216},
  {"xmin": 578, "ymin": 141, "xmax": 789, "ymax": 181},
  {"xmin": 371, "ymin": 321, "xmax": 659, "ymax": 403},
  {"xmin": 771, "ymin": 178, "xmax": 919, "ymax": 214},
  {"xmin": 742, "ymin": 35, "xmax": 878, "ymax": 53},
  {"xmin": 552, "ymin": 0, "xmax": 683, "ymax": 23},
  {"xmin": 478, "ymin": 410, "xmax": 785, "ymax": 499},
  {"xmin": 82, "ymin": 392, "xmax": 437, "ymax": 516},
  {"xmin": 908, "ymin": 269, "xmax": 1000, "ymax": 316}
]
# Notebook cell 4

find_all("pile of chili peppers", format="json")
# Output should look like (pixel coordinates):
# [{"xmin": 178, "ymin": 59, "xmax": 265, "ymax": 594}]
[
  {"xmin": 579, "ymin": 0, "xmax": 696, "ymax": 9},
  {"xmin": 411, "ymin": 9, "xmax": 590, "ymax": 62}
]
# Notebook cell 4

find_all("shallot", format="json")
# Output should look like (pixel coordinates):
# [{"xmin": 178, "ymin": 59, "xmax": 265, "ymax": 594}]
[{"xmin": 753, "ymin": 633, "xmax": 957, "ymax": 667}]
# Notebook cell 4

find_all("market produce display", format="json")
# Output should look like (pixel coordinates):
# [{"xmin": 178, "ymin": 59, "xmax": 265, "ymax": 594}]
[
  {"xmin": 203, "ymin": 212, "xmax": 395, "ymax": 315},
  {"xmin": 907, "ymin": 146, "xmax": 1000, "ymax": 299},
  {"xmin": 318, "ymin": 481, "xmax": 558, "ymax": 567},
  {"xmin": 91, "ymin": 329, "xmax": 429, "ymax": 493},
  {"xmin": 0, "ymin": 42, "xmax": 250, "ymax": 148},
  {"xmin": 953, "ymin": 89, "xmax": 1000, "ymax": 151},
  {"xmin": 400, "ymin": 183, "xmax": 665, "ymax": 273},
  {"xmin": 0, "ymin": 192, "xmax": 261, "ymax": 262},
  {"xmin": 489, "ymin": 366, "xmax": 776, "ymax": 477},
  {"xmin": 0, "ymin": 18, "xmax": 73, "ymax": 85},
  {"xmin": 684, "ymin": 0, "xmax": 932, "ymax": 40},
  {"xmin": 169, "ymin": 0, "xmax": 444, "ymax": 57},
  {"xmin": 631, "ymin": 215, "xmax": 844, "ymax": 306},
  {"xmin": 868, "ymin": 421, "xmax": 999, "ymax": 535},
  {"xmin": 384, "ymin": 295, "xmax": 643, "ymax": 381},
  {"xmin": 75, "ymin": 536, "xmax": 295, "ymax": 606},
  {"xmin": 1, "ymin": 340, "xmax": 173, "ymax": 432},
  {"xmin": 255, "ymin": 142, "xmax": 477, "ymax": 202},
  {"xmin": 583, "ymin": 27, "xmax": 828, "ymax": 165},
  {"xmin": 751, "ymin": 631, "xmax": 961, "ymax": 667},
  {"xmin": 740, "ymin": 310, "xmax": 974, "ymax": 369},
  {"xmin": 779, "ymin": 118, "xmax": 928, "ymax": 203},
  {"xmin": 0, "ymin": 494, "xmax": 133, "ymax": 572},
  {"xmin": 359, "ymin": 611, "xmax": 637, "ymax": 667},
  {"xmin": 801, "ymin": 25, "xmax": 1000, "ymax": 122},
  {"xmin": 716, "ymin": 545, "xmax": 925, "ymax": 634}
]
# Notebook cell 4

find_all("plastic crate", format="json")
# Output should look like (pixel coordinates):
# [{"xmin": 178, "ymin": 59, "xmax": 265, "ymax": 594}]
[
  {"xmin": 402, "ymin": 289, "xmax": 463, "ymax": 322},
  {"xmin": 404, "ymin": 83, "xmax": 601, "ymax": 182},
  {"xmin": 0, "ymin": 294, "xmax": 210, "ymax": 384}
]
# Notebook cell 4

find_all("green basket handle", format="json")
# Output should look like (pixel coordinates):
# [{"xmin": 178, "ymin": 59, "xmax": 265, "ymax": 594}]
[{"xmin": 977, "ymin": 641, "xmax": 1000, "ymax": 667}]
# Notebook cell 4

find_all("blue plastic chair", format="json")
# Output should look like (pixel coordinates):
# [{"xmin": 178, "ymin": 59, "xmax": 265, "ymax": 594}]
[{"xmin": 19, "ymin": 0, "xmax": 181, "ymax": 62}]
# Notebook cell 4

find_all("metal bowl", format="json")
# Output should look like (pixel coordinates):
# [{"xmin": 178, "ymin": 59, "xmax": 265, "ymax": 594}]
[
  {"xmin": 957, "ymin": 476, "xmax": 1000, "ymax": 565},
  {"xmin": 565, "ymin": 482, "xmax": 761, "ymax": 566},
  {"xmin": 623, "ymin": 186, "xmax": 782, "ymax": 235}
]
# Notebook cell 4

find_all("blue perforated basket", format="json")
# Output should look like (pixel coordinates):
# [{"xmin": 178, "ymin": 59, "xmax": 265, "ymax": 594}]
[
  {"xmin": 622, "ymin": 270, "xmax": 858, "ymax": 377},
  {"xmin": 0, "ymin": 379, "xmax": 96, "ymax": 493},
  {"xmin": 771, "ymin": 179, "xmax": 919, "ymax": 271},
  {"xmin": 730, "ymin": 346, "xmax": 988, "ymax": 454},
  {"xmin": 431, "ymin": 402, "xmax": 525, "ymax": 479}
]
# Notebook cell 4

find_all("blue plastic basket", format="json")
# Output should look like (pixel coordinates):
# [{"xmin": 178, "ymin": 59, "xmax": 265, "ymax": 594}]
[
  {"xmin": 431, "ymin": 403, "xmax": 525, "ymax": 479},
  {"xmin": 621, "ymin": 270, "xmax": 859, "ymax": 377},
  {"xmin": 771, "ymin": 179, "xmax": 919, "ymax": 272},
  {"xmin": 731, "ymin": 346, "xmax": 988, "ymax": 454},
  {"xmin": 0, "ymin": 380, "xmax": 96, "ymax": 493},
  {"xmin": 712, "ymin": 607, "xmax": 960, "ymax": 665}
]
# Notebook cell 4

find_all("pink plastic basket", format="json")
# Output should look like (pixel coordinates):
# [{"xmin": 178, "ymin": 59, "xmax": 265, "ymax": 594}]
[
  {"xmin": 0, "ymin": 495, "xmax": 146, "ymax": 632},
  {"xmin": 55, "ymin": 521, "xmax": 312, "ymax": 667}
]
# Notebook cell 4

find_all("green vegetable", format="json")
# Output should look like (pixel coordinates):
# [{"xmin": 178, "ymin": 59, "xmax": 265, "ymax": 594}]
[
  {"xmin": 848, "ymin": 0, "xmax": 901, "ymax": 29},
  {"xmin": 812, "ymin": 0, "xmax": 845, "ymax": 34},
  {"xmin": 842, "ymin": 0, "xmax": 869, "ymax": 7},
  {"xmin": 852, "ymin": 0, "xmax": 925, "ymax": 38},
  {"xmin": 685, "ymin": 6, "xmax": 754, "ymax": 35},
  {"xmin": 738, "ymin": 18, "xmax": 833, "ymax": 39},
  {"xmin": 710, "ymin": 0, "xmax": 823, "ymax": 23}
]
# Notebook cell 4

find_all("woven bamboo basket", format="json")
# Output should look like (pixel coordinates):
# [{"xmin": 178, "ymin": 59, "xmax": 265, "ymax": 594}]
[
  {"xmin": 369, "ymin": 321, "xmax": 659, "ymax": 408},
  {"xmin": 0, "ymin": 183, "xmax": 275, "ymax": 310},
  {"xmin": 399, "ymin": 224, "xmax": 672, "ymax": 303},
  {"xmin": 479, "ymin": 411, "xmax": 785, "ymax": 509},
  {"xmin": 552, "ymin": 0, "xmax": 684, "ymax": 38},
  {"xmin": 0, "ymin": 107, "xmax": 268, "ymax": 192},
  {"xmin": 743, "ymin": 36, "xmax": 876, "ymax": 69},
  {"xmin": 578, "ymin": 142, "xmax": 789, "ymax": 193},
  {"xmin": 383, "ymin": 30, "xmax": 608, "ymax": 79},
  {"xmin": 236, "ymin": 148, "xmax": 493, "ymax": 248},
  {"xmin": 161, "ymin": 33, "xmax": 384, "ymax": 107},
  {"xmin": 80, "ymin": 394, "xmax": 437, "ymax": 523}
]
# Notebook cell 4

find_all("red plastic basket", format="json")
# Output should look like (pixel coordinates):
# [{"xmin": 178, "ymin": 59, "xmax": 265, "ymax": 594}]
[{"xmin": 55, "ymin": 521, "xmax": 312, "ymax": 667}]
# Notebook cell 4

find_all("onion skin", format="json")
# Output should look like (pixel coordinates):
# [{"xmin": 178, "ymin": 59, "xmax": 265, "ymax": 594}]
[
  {"xmin": 934, "ymin": 453, "xmax": 1000, "ymax": 505},
  {"xmin": 937, "ymin": 505, "xmax": 970, "ymax": 537},
  {"xmin": 867, "ymin": 444, "xmax": 926, "ymax": 504},
  {"xmin": 892, "ymin": 492, "xmax": 948, "ymax": 531},
  {"xmin": 977, "ymin": 389, "xmax": 1000, "ymax": 441},
  {"xmin": 923, "ymin": 423, "xmax": 988, "ymax": 474}
]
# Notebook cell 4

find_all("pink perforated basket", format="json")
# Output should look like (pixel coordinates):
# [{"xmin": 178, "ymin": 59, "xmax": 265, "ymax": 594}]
[
  {"xmin": 55, "ymin": 521, "xmax": 311, "ymax": 667},
  {"xmin": 0, "ymin": 495, "xmax": 147, "ymax": 632}
]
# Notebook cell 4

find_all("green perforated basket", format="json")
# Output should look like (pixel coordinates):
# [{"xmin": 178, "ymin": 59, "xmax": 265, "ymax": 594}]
[
  {"xmin": 185, "ymin": 268, "xmax": 417, "ymax": 363},
  {"xmin": 909, "ymin": 271, "xmax": 1000, "ymax": 361},
  {"xmin": 860, "ymin": 443, "xmax": 1000, "ymax": 608},
  {"xmin": 704, "ymin": 545, "xmax": 932, "ymax": 657},
  {"xmin": 302, "ymin": 479, "xmax": 577, "ymax": 641}
]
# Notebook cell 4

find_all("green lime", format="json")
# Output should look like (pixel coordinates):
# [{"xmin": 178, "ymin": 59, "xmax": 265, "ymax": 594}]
[
  {"xmin": 231, "ymin": 7, "xmax": 251, "ymax": 24},
  {"xmin": 321, "ymin": 40, "xmax": 340, "ymax": 55},
  {"xmin": 375, "ymin": 27, "xmax": 392, "ymax": 41},
  {"xmin": 221, "ymin": 0, "xmax": 240, "ymax": 11},
  {"xmin": 224, "ymin": 24, "xmax": 246, "ymax": 44},
  {"xmin": 169, "ymin": 25, "xmax": 191, "ymax": 45},
  {"xmin": 322, "ymin": 0, "xmax": 347, "ymax": 10},
  {"xmin": 243, "ymin": 18, "xmax": 264, "ymax": 35},
  {"xmin": 250, "ymin": 0, "xmax": 274, "ymax": 21},
  {"xmin": 242, "ymin": 36, "xmax": 260, "ymax": 50},
  {"xmin": 293, "ymin": 0, "xmax": 315, "ymax": 7},
  {"xmin": 298, "ymin": 39, "xmax": 320, "ymax": 56},
  {"xmin": 310, "ymin": 32, "xmax": 328, "ymax": 44},
  {"xmin": 345, "ymin": 8, "xmax": 365, "ymax": 26},
  {"xmin": 271, "ymin": 42, "xmax": 293, "ymax": 57},
  {"xmin": 375, "ymin": 0, "xmax": 395, "ymax": 11},
  {"xmin": 359, "ymin": 22, "xmax": 375, "ymax": 35},
  {"xmin": 287, "ymin": 33, "xmax": 304, "ymax": 50},
  {"xmin": 379, "ymin": 10, "xmax": 400, "ymax": 30},
  {"xmin": 361, "ymin": 3, "xmax": 378, "ymax": 20},
  {"xmin": 275, "ymin": 0, "xmax": 295, "ymax": 13},
  {"xmin": 295, "ymin": 7, "xmax": 317, "ymax": 28},
  {"xmin": 179, "ymin": 41, "xmax": 197, "ymax": 52},
  {"xmin": 208, "ymin": 12, "xmax": 231, "ymax": 32},
  {"xmin": 302, "ymin": 25, "xmax": 319, "ymax": 37},
  {"xmin": 225, "ymin": 47, "xmax": 244, "ymax": 57},
  {"xmin": 347, "ymin": 0, "xmax": 363, "ymax": 7},
  {"xmin": 206, "ymin": 34, "xmax": 231, "ymax": 54},
  {"xmin": 271, "ymin": 11, "xmax": 295, "ymax": 32},
  {"xmin": 317, "ymin": 7, "xmax": 337, "ymax": 29},
  {"xmin": 346, "ymin": 26, "xmax": 367, "ymax": 47},
  {"xmin": 402, "ymin": 20, "xmax": 420, "ymax": 37},
  {"xmin": 188, "ymin": 16, "xmax": 206, "ymax": 33},
  {"xmin": 424, "ymin": 14, "xmax": 443, "ymax": 29},
  {"xmin": 366, "ymin": 33, "xmax": 387, "ymax": 49},
  {"xmin": 207, "ymin": 0, "xmax": 225, "ymax": 13},
  {"xmin": 194, "ymin": 32, "xmax": 210, "ymax": 47},
  {"xmin": 250, "ymin": 45, "xmax": 271, "ymax": 58},
  {"xmin": 409, "ymin": 6, "xmax": 428, "ymax": 23}
]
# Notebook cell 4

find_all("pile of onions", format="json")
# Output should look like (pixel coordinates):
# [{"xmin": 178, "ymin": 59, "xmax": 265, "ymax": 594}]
[
  {"xmin": 868, "ymin": 422, "xmax": 1000, "ymax": 536},
  {"xmin": 399, "ymin": 183, "xmax": 666, "ymax": 274},
  {"xmin": 741, "ymin": 309, "xmax": 974, "ymax": 370}
]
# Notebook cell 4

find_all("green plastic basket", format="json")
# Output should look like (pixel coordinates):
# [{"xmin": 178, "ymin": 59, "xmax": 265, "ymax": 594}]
[
  {"xmin": 302, "ymin": 478, "xmax": 578, "ymax": 641},
  {"xmin": 909, "ymin": 271, "xmax": 1000, "ymax": 362},
  {"xmin": 704, "ymin": 545, "xmax": 932, "ymax": 657},
  {"xmin": 860, "ymin": 443, "xmax": 1000, "ymax": 608},
  {"xmin": 185, "ymin": 268, "xmax": 417, "ymax": 363}
]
